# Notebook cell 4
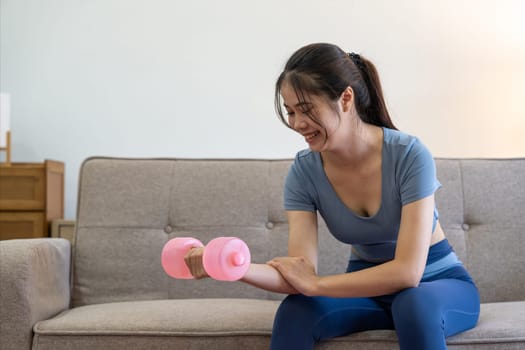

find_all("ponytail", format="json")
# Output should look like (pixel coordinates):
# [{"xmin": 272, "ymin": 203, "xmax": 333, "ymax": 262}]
[{"xmin": 348, "ymin": 53, "xmax": 397, "ymax": 130}]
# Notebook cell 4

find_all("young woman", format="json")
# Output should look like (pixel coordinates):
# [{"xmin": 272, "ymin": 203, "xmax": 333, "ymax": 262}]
[{"xmin": 185, "ymin": 43, "xmax": 480, "ymax": 350}]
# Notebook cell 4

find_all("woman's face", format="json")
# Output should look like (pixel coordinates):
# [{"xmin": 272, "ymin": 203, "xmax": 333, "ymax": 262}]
[{"xmin": 280, "ymin": 81, "xmax": 341, "ymax": 152}]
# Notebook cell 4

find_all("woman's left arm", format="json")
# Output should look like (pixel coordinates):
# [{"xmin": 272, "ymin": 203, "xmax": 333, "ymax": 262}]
[{"xmin": 268, "ymin": 194, "xmax": 435, "ymax": 297}]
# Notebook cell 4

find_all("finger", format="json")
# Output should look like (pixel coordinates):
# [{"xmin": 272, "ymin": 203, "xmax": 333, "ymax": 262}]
[
  {"xmin": 193, "ymin": 254, "xmax": 208, "ymax": 279},
  {"xmin": 266, "ymin": 261, "xmax": 278, "ymax": 269},
  {"xmin": 191, "ymin": 250, "xmax": 208, "ymax": 279},
  {"xmin": 184, "ymin": 248, "xmax": 208, "ymax": 279},
  {"xmin": 267, "ymin": 258, "xmax": 284, "ymax": 266},
  {"xmin": 267, "ymin": 256, "xmax": 287, "ymax": 264}
]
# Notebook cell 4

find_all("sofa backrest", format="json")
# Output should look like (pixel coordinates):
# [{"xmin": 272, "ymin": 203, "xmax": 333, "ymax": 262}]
[
  {"xmin": 72, "ymin": 157, "xmax": 524, "ymax": 307},
  {"xmin": 434, "ymin": 158, "xmax": 524, "ymax": 303}
]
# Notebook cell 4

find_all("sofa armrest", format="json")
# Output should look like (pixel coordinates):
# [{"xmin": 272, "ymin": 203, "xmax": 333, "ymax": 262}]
[{"xmin": 0, "ymin": 238, "xmax": 71, "ymax": 350}]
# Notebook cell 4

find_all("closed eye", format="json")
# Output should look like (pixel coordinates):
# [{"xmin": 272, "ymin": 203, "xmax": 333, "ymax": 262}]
[{"xmin": 284, "ymin": 102, "xmax": 313, "ymax": 116}]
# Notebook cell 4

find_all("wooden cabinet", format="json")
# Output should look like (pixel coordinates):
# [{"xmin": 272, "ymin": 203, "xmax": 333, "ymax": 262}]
[
  {"xmin": 0, "ymin": 160, "xmax": 64, "ymax": 240},
  {"xmin": 51, "ymin": 219, "xmax": 76, "ymax": 243}
]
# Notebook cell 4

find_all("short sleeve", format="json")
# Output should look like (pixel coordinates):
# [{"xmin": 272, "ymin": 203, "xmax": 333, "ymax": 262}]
[
  {"xmin": 399, "ymin": 139, "xmax": 442, "ymax": 206},
  {"xmin": 284, "ymin": 160, "xmax": 316, "ymax": 212}
]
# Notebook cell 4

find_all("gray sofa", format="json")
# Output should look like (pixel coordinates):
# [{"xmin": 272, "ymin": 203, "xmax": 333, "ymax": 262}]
[{"xmin": 1, "ymin": 157, "xmax": 524, "ymax": 350}]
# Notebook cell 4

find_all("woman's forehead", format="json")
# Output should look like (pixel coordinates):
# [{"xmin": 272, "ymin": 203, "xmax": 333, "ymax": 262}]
[
  {"xmin": 280, "ymin": 83, "xmax": 299, "ymax": 106},
  {"xmin": 280, "ymin": 82, "xmax": 321, "ymax": 108}
]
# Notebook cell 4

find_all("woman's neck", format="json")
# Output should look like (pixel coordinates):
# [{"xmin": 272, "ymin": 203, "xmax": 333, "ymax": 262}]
[{"xmin": 321, "ymin": 123, "xmax": 383, "ymax": 169}]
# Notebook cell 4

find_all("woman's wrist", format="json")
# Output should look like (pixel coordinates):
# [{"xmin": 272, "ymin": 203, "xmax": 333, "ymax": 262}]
[
  {"xmin": 241, "ymin": 263, "xmax": 298, "ymax": 294},
  {"xmin": 303, "ymin": 275, "xmax": 324, "ymax": 297}
]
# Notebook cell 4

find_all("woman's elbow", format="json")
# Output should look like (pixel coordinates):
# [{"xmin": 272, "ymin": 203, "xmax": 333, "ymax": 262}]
[
  {"xmin": 403, "ymin": 275, "xmax": 421, "ymax": 289},
  {"xmin": 397, "ymin": 263, "xmax": 424, "ymax": 289}
]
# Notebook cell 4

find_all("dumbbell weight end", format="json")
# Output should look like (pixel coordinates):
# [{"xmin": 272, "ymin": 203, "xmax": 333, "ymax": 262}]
[
  {"xmin": 161, "ymin": 237, "xmax": 204, "ymax": 279},
  {"xmin": 203, "ymin": 237, "xmax": 251, "ymax": 281}
]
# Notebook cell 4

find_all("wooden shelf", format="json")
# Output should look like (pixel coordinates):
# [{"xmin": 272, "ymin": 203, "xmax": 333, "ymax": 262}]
[{"xmin": 0, "ymin": 160, "xmax": 64, "ymax": 240}]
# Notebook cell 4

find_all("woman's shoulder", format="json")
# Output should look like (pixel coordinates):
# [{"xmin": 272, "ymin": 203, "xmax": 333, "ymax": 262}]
[
  {"xmin": 293, "ymin": 148, "xmax": 318, "ymax": 167},
  {"xmin": 295, "ymin": 148, "xmax": 315, "ymax": 159},
  {"xmin": 383, "ymin": 127, "xmax": 418, "ymax": 147},
  {"xmin": 289, "ymin": 149, "xmax": 322, "ymax": 180},
  {"xmin": 383, "ymin": 127, "xmax": 431, "ymax": 157}
]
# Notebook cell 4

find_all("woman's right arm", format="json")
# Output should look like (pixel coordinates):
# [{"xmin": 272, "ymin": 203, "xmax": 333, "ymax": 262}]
[{"xmin": 241, "ymin": 210, "xmax": 319, "ymax": 294}]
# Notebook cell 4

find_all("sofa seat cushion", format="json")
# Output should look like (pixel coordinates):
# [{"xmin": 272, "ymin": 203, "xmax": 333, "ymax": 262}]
[
  {"xmin": 34, "ymin": 299, "xmax": 278, "ymax": 336},
  {"xmin": 32, "ymin": 299, "xmax": 525, "ymax": 350},
  {"xmin": 445, "ymin": 301, "xmax": 525, "ymax": 346},
  {"xmin": 32, "ymin": 299, "xmax": 279, "ymax": 350}
]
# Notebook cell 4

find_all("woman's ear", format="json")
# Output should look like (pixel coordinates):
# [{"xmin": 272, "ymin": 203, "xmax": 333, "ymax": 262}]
[{"xmin": 340, "ymin": 87, "xmax": 354, "ymax": 112}]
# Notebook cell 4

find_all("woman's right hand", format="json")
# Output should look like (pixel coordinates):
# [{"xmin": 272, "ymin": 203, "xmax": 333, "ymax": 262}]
[{"xmin": 184, "ymin": 247, "xmax": 209, "ymax": 279}]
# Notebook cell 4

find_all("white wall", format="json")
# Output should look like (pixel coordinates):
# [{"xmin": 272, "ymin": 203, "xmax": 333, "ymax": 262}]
[{"xmin": 1, "ymin": 0, "xmax": 524, "ymax": 219}]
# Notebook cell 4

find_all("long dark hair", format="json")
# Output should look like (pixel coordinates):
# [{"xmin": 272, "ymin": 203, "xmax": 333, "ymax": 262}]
[{"xmin": 275, "ymin": 43, "xmax": 397, "ymax": 131}]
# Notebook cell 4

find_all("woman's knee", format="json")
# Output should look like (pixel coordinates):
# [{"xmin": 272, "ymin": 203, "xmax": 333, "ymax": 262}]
[
  {"xmin": 391, "ymin": 287, "xmax": 443, "ymax": 330},
  {"xmin": 273, "ymin": 294, "xmax": 391, "ymax": 337},
  {"xmin": 391, "ymin": 287, "xmax": 447, "ymax": 349},
  {"xmin": 271, "ymin": 294, "xmax": 321, "ymax": 349},
  {"xmin": 273, "ymin": 294, "xmax": 321, "ymax": 328}
]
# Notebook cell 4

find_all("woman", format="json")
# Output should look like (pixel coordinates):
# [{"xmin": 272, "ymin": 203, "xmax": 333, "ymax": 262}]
[{"xmin": 186, "ymin": 43, "xmax": 480, "ymax": 349}]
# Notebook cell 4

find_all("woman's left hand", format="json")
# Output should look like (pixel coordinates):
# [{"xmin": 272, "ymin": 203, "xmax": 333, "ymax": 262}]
[{"xmin": 267, "ymin": 256, "xmax": 320, "ymax": 296}]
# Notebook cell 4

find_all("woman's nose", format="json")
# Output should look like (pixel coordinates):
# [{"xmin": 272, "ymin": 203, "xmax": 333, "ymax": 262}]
[{"xmin": 294, "ymin": 115, "xmax": 309, "ymax": 130}]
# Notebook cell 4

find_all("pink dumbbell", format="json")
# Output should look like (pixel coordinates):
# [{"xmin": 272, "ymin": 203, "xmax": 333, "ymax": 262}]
[{"xmin": 161, "ymin": 237, "xmax": 251, "ymax": 281}]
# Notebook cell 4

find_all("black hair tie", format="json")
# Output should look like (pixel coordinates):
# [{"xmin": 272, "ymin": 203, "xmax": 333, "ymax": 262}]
[{"xmin": 348, "ymin": 52, "xmax": 366, "ymax": 72}]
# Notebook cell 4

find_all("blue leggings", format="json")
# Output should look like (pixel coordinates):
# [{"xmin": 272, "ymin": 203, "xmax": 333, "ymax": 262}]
[{"xmin": 270, "ymin": 243, "xmax": 480, "ymax": 349}]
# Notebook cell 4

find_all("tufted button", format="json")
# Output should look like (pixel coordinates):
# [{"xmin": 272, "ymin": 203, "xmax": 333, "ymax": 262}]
[
  {"xmin": 461, "ymin": 223, "xmax": 470, "ymax": 231},
  {"xmin": 164, "ymin": 225, "xmax": 173, "ymax": 234},
  {"xmin": 265, "ymin": 221, "xmax": 275, "ymax": 230}
]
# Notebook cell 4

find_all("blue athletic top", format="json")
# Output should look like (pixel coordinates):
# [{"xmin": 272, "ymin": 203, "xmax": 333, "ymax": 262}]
[{"xmin": 284, "ymin": 127, "xmax": 442, "ymax": 263}]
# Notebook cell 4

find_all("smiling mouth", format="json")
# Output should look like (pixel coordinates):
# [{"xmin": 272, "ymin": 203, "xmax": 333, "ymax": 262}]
[{"xmin": 304, "ymin": 131, "xmax": 320, "ymax": 142}]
